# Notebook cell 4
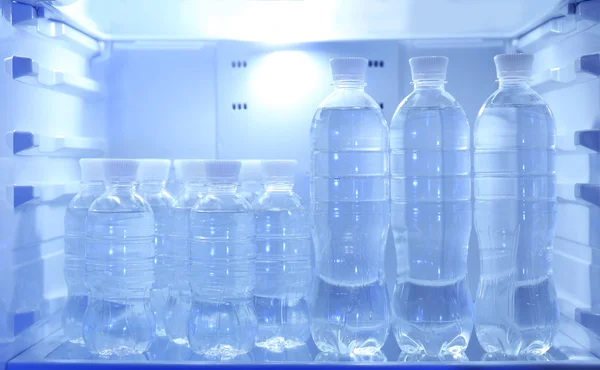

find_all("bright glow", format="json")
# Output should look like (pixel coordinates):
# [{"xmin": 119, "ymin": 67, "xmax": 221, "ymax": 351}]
[{"xmin": 249, "ymin": 51, "xmax": 320, "ymax": 108}]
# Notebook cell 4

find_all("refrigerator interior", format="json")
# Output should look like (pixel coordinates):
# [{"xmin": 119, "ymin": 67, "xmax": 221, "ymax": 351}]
[{"xmin": 0, "ymin": 0, "xmax": 599, "ymax": 366}]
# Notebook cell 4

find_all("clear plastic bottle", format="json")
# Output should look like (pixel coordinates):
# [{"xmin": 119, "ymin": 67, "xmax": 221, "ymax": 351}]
[
  {"xmin": 239, "ymin": 159, "xmax": 264, "ymax": 204},
  {"xmin": 389, "ymin": 56, "xmax": 473, "ymax": 355},
  {"xmin": 253, "ymin": 160, "xmax": 311, "ymax": 351},
  {"xmin": 165, "ymin": 159, "xmax": 207, "ymax": 345},
  {"xmin": 137, "ymin": 159, "xmax": 175, "ymax": 339},
  {"xmin": 188, "ymin": 160, "xmax": 257, "ymax": 359},
  {"xmin": 83, "ymin": 159, "xmax": 155, "ymax": 357},
  {"xmin": 63, "ymin": 158, "xmax": 105, "ymax": 345},
  {"xmin": 474, "ymin": 53, "xmax": 559, "ymax": 356},
  {"xmin": 310, "ymin": 57, "xmax": 390, "ymax": 355}
]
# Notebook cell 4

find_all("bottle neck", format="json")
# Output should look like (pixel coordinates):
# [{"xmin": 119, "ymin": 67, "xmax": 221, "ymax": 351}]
[
  {"xmin": 413, "ymin": 79, "xmax": 446, "ymax": 90},
  {"xmin": 138, "ymin": 181, "xmax": 166, "ymax": 193},
  {"xmin": 498, "ymin": 77, "xmax": 531, "ymax": 89},
  {"xmin": 107, "ymin": 182, "xmax": 137, "ymax": 193},
  {"xmin": 183, "ymin": 182, "xmax": 206, "ymax": 193},
  {"xmin": 333, "ymin": 80, "xmax": 366, "ymax": 90},
  {"xmin": 207, "ymin": 183, "xmax": 238, "ymax": 194},
  {"xmin": 82, "ymin": 181, "xmax": 105, "ymax": 192},
  {"xmin": 263, "ymin": 182, "xmax": 294, "ymax": 192}
]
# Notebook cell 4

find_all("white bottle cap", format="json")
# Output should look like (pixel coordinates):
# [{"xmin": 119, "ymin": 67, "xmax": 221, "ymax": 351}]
[
  {"xmin": 174, "ymin": 159, "xmax": 207, "ymax": 183},
  {"xmin": 494, "ymin": 53, "xmax": 534, "ymax": 79},
  {"xmin": 204, "ymin": 160, "xmax": 242, "ymax": 183},
  {"xmin": 409, "ymin": 56, "xmax": 448, "ymax": 81},
  {"xmin": 330, "ymin": 57, "xmax": 368, "ymax": 81},
  {"xmin": 261, "ymin": 160, "xmax": 297, "ymax": 183},
  {"xmin": 102, "ymin": 159, "xmax": 139, "ymax": 182},
  {"xmin": 137, "ymin": 159, "xmax": 171, "ymax": 182},
  {"xmin": 79, "ymin": 158, "xmax": 105, "ymax": 183},
  {"xmin": 240, "ymin": 159, "xmax": 263, "ymax": 182}
]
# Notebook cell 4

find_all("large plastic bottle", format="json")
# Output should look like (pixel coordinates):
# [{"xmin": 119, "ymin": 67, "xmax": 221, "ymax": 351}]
[
  {"xmin": 253, "ymin": 160, "xmax": 311, "ymax": 351},
  {"xmin": 137, "ymin": 159, "xmax": 175, "ymax": 339},
  {"xmin": 165, "ymin": 159, "xmax": 207, "ymax": 345},
  {"xmin": 63, "ymin": 158, "xmax": 105, "ymax": 345},
  {"xmin": 310, "ymin": 57, "xmax": 390, "ymax": 355},
  {"xmin": 474, "ymin": 53, "xmax": 559, "ymax": 355},
  {"xmin": 188, "ymin": 160, "xmax": 257, "ymax": 359},
  {"xmin": 83, "ymin": 159, "xmax": 155, "ymax": 357},
  {"xmin": 389, "ymin": 56, "xmax": 473, "ymax": 355},
  {"xmin": 239, "ymin": 159, "xmax": 263, "ymax": 204}
]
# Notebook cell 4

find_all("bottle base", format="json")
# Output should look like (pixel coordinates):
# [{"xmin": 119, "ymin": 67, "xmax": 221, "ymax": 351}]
[{"xmin": 310, "ymin": 278, "xmax": 389, "ymax": 355}]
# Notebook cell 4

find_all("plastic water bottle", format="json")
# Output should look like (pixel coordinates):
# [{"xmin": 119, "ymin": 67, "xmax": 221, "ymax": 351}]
[
  {"xmin": 137, "ymin": 159, "xmax": 174, "ymax": 339},
  {"xmin": 253, "ymin": 160, "xmax": 311, "ymax": 351},
  {"xmin": 310, "ymin": 57, "xmax": 390, "ymax": 355},
  {"xmin": 165, "ymin": 159, "xmax": 207, "ymax": 345},
  {"xmin": 240, "ymin": 159, "xmax": 263, "ymax": 204},
  {"xmin": 83, "ymin": 159, "xmax": 155, "ymax": 357},
  {"xmin": 474, "ymin": 53, "xmax": 559, "ymax": 355},
  {"xmin": 188, "ymin": 160, "xmax": 257, "ymax": 359},
  {"xmin": 63, "ymin": 158, "xmax": 105, "ymax": 345},
  {"xmin": 389, "ymin": 56, "xmax": 473, "ymax": 355}
]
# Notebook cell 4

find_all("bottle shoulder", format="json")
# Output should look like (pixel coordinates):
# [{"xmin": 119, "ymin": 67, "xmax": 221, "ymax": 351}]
[
  {"xmin": 252, "ymin": 191, "xmax": 305, "ymax": 212},
  {"xmin": 318, "ymin": 89, "xmax": 382, "ymax": 110},
  {"xmin": 192, "ymin": 192, "xmax": 252, "ymax": 213},
  {"xmin": 89, "ymin": 191, "xmax": 153, "ymax": 213},
  {"xmin": 139, "ymin": 190, "xmax": 175, "ymax": 208},
  {"xmin": 394, "ymin": 89, "xmax": 463, "ymax": 111},
  {"xmin": 479, "ymin": 87, "xmax": 549, "ymax": 109},
  {"xmin": 67, "ymin": 189, "xmax": 104, "ymax": 210}
]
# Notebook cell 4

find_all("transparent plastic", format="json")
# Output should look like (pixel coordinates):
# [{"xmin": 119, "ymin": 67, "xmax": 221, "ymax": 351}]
[
  {"xmin": 253, "ymin": 160, "xmax": 311, "ymax": 352},
  {"xmin": 63, "ymin": 164, "xmax": 105, "ymax": 345},
  {"xmin": 137, "ymin": 179, "xmax": 175, "ymax": 339},
  {"xmin": 188, "ymin": 161, "xmax": 257, "ymax": 359},
  {"xmin": 83, "ymin": 160, "xmax": 155, "ymax": 357},
  {"xmin": 389, "ymin": 57, "xmax": 473, "ymax": 355},
  {"xmin": 240, "ymin": 160, "xmax": 264, "ymax": 205},
  {"xmin": 473, "ymin": 54, "xmax": 559, "ymax": 356},
  {"xmin": 310, "ymin": 58, "xmax": 390, "ymax": 355},
  {"xmin": 165, "ymin": 161, "xmax": 207, "ymax": 346}
]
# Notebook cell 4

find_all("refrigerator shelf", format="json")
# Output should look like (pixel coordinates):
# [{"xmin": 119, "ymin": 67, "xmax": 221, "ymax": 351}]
[
  {"xmin": 3, "ymin": 183, "xmax": 79, "ymax": 208},
  {"xmin": 531, "ymin": 53, "xmax": 600, "ymax": 93},
  {"xmin": 4, "ymin": 314, "xmax": 599, "ymax": 369},
  {"xmin": 4, "ymin": 130, "xmax": 106, "ymax": 157},
  {"xmin": 575, "ymin": 130, "xmax": 600, "ymax": 153},
  {"xmin": 4, "ymin": 55, "xmax": 103, "ymax": 99},
  {"xmin": 516, "ymin": 0, "xmax": 600, "ymax": 53},
  {"xmin": 7, "ymin": 2, "xmax": 100, "ymax": 57},
  {"xmin": 576, "ymin": 184, "xmax": 600, "ymax": 208}
]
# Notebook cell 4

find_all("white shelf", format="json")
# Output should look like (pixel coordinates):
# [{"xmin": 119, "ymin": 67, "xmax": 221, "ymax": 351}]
[
  {"xmin": 531, "ymin": 53, "xmax": 600, "ymax": 92},
  {"xmin": 4, "ymin": 55, "xmax": 103, "ymax": 99},
  {"xmin": 39, "ymin": 0, "xmax": 562, "ymax": 41},
  {"xmin": 8, "ymin": 2, "xmax": 100, "ymax": 57},
  {"xmin": 4, "ymin": 130, "xmax": 106, "ymax": 157},
  {"xmin": 2, "ymin": 183, "xmax": 79, "ymax": 208}
]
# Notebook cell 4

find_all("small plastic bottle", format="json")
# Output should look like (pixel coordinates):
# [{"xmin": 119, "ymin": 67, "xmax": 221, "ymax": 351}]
[
  {"xmin": 253, "ymin": 160, "xmax": 311, "ymax": 351},
  {"xmin": 137, "ymin": 159, "xmax": 175, "ymax": 339},
  {"xmin": 63, "ymin": 158, "xmax": 105, "ymax": 345},
  {"xmin": 83, "ymin": 159, "xmax": 155, "ymax": 357},
  {"xmin": 165, "ymin": 159, "xmax": 208, "ymax": 345},
  {"xmin": 188, "ymin": 160, "xmax": 257, "ymax": 359}
]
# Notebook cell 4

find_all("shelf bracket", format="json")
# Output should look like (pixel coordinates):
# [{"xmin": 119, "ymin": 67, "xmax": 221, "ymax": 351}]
[
  {"xmin": 531, "ymin": 53, "xmax": 600, "ymax": 92},
  {"xmin": 575, "ymin": 130, "xmax": 600, "ymax": 153},
  {"xmin": 576, "ymin": 184, "xmax": 600, "ymax": 208},
  {"xmin": 4, "ymin": 55, "xmax": 103, "ymax": 99},
  {"xmin": 4, "ymin": 183, "xmax": 79, "ymax": 208},
  {"xmin": 4, "ymin": 130, "xmax": 106, "ymax": 156}
]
